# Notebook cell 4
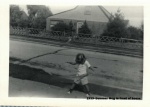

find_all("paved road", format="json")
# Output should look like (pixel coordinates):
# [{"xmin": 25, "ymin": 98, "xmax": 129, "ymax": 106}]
[
  {"xmin": 9, "ymin": 39, "xmax": 143, "ymax": 98},
  {"xmin": 9, "ymin": 77, "xmax": 104, "ymax": 98}
]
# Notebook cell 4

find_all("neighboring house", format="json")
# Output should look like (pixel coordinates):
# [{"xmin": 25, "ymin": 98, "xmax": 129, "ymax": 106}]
[{"xmin": 46, "ymin": 6, "xmax": 112, "ymax": 36}]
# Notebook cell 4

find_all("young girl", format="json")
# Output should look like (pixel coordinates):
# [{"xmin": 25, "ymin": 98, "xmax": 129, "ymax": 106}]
[{"xmin": 67, "ymin": 53, "xmax": 94, "ymax": 97}]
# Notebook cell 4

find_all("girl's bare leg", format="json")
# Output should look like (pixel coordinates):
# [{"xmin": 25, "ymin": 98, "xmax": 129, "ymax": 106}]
[
  {"xmin": 68, "ymin": 83, "xmax": 77, "ymax": 93},
  {"xmin": 84, "ymin": 84, "xmax": 90, "ymax": 95}
]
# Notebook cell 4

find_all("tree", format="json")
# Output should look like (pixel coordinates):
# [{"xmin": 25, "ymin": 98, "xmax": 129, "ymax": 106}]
[
  {"xmin": 18, "ymin": 11, "xmax": 29, "ymax": 28},
  {"xmin": 78, "ymin": 20, "xmax": 92, "ymax": 35},
  {"xmin": 68, "ymin": 21, "xmax": 75, "ymax": 32},
  {"xmin": 27, "ymin": 5, "xmax": 53, "ymax": 29},
  {"xmin": 140, "ymin": 23, "xmax": 143, "ymax": 40},
  {"xmin": 127, "ymin": 26, "xmax": 142, "ymax": 40},
  {"xmin": 10, "ymin": 5, "xmax": 23, "ymax": 27},
  {"xmin": 102, "ymin": 9, "xmax": 128, "ymax": 38},
  {"xmin": 10, "ymin": 5, "xmax": 29, "ymax": 28}
]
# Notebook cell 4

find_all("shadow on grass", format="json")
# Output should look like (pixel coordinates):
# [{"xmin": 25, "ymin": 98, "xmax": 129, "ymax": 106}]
[{"xmin": 9, "ymin": 63, "xmax": 142, "ymax": 98}]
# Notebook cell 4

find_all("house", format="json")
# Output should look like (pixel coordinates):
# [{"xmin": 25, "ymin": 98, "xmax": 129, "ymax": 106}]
[{"xmin": 46, "ymin": 6, "xmax": 112, "ymax": 36}]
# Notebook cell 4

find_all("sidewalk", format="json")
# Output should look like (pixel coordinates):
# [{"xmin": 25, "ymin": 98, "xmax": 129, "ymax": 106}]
[
  {"xmin": 9, "ymin": 62, "xmax": 142, "ymax": 98},
  {"xmin": 9, "ymin": 77, "xmax": 105, "ymax": 98}
]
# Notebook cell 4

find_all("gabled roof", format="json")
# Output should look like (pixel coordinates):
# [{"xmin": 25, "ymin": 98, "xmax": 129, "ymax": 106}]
[{"xmin": 48, "ymin": 6, "xmax": 112, "ymax": 22}]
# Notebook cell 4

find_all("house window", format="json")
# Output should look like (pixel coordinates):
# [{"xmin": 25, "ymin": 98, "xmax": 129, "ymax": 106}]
[
  {"xmin": 50, "ymin": 20, "xmax": 60, "ymax": 28},
  {"xmin": 50, "ymin": 25, "xmax": 54, "ymax": 28},
  {"xmin": 51, "ymin": 20, "xmax": 59, "ymax": 25},
  {"xmin": 84, "ymin": 6, "xmax": 91, "ymax": 15}
]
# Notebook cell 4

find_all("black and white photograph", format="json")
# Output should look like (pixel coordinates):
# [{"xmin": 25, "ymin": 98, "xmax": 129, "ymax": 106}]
[
  {"xmin": 8, "ymin": 5, "xmax": 144, "ymax": 100},
  {"xmin": 1, "ymin": 0, "xmax": 150, "ymax": 106},
  {"xmin": 8, "ymin": 4, "xmax": 144, "ymax": 100}
]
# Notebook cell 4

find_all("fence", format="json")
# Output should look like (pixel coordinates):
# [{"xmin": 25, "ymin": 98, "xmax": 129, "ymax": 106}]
[{"xmin": 10, "ymin": 27, "xmax": 143, "ymax": 51}]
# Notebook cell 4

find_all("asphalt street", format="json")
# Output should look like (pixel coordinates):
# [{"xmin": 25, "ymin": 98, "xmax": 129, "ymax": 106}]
[{"xmin": 9, "ymin": 39, "xmax": 143, "ymax": 98}]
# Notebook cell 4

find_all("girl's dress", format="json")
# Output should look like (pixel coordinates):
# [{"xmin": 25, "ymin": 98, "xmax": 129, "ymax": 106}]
[{"xmin": 74, "ymin": 60, "xmax": 91, "ymax": 85}]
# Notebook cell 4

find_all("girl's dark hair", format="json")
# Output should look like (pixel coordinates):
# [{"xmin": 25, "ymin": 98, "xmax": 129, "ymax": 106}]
[{"xmin": 75, "ymin": 53, "xmax": 86, "ymax": 64}]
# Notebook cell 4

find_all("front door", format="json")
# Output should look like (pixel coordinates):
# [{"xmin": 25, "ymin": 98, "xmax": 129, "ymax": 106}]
[{"xmin": 76, "ymin": 22, "xmax": 83, "ymax": 34}]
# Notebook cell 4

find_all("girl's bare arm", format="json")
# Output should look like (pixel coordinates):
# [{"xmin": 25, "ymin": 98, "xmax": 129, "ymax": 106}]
[{"xmin": 89, "ymin": 67, "xmax": 95, "ymax": 72}]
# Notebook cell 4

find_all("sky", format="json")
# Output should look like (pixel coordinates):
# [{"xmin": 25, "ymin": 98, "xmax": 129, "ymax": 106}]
[{"xmin": 20, "ymin": 5, "xmax": 143, "ymax": 28}]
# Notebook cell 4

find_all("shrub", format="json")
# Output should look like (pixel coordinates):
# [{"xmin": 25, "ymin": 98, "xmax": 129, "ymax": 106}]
[
  {"xmin": 102, "ymin": 9, "xmax": 128, "ymax": 38},
  {"xmin": 78, "ymin": 20, "xmax": 92, "ymax": 35}
]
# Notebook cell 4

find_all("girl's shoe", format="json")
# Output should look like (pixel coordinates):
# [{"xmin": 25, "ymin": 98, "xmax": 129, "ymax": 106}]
[
  {"xmin": 86, "ymin": 93, "xmax": 90, "ymax": 97},
  {"xmin": 67, "ymin": 91, "xmax": 71, "ymax": 94},
  {"xmin": 67, "ymin": 89, "xmax": 72, "ymax": 94}
]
